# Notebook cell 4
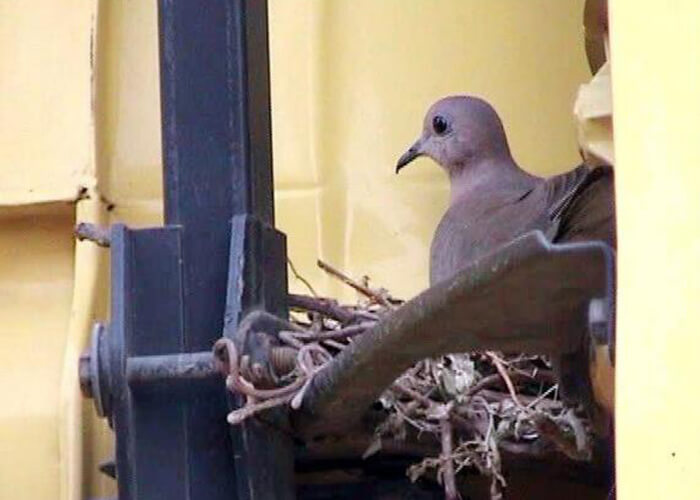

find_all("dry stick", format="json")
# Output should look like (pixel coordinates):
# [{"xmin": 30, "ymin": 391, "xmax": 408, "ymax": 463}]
[
  {"xmin": 227, "ymin": 394, "xmax": 294, "ymax": 425},
  {"xmin": 391, "ymin": 383, "xmax": 476, "ymax": 439},
  {"xmin": 391, "ymin": 382, "xmax": 435, "ymax": 408},
  {"xmin": 525, "ymin": 384, "xmax": 559, "ymax": 410},
  {"xmin": 486, "ymin": 351, "xmax": 523, "ymax": 408},
  {"xmin": 288, "ymin": 259, "xmax": 318, "ymax": 297},
  {"xmin": 322, "ymin": 339, "xmax": 348, "ymax": 351},
  {"xmin": 466, "ymin": 373, "xmax": 509, "ymax": 397},
  {"xmin": 317, "ymin": 259, "xmax": 395, "ymax": 308},
  {"xmin": 291, "ymin": 321, "xmax": 376, "ymax": 341},
  {"xmin": 465, "ymin": 370, "xmax": 556, "ymax": 398},
  {"xmin": 476, "ymin": 390, "xmax": 561, "ymax": 411},
  {"xmin": 288, "ymin": 293, "xmax": 355, "ymax": 324},
  {"xmin": 440, "ymin": 415, "xmax": 461, "ymax": 500},
  {"xmin": 465, "ymin": 371, "xmax": 554, "ymax": 398}
]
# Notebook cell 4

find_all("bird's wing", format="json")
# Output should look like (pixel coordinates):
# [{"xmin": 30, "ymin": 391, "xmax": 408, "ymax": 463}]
[
  {"xmin": 552, "ymin": 166, "xmax": 616, "ymax": 249},
  {"xmin": 429, "ymin": 186, "xmax": 541, "ymax": 285},
  {"xmin": 542, "ymin": 164, "xmax": 615, "ymax": 247},
  {"xmin": 429, "ymin": 165, "xmax": 615, "ymax": 286},
  {"xmin": 542, "ymin": 164, "xmax": 591, "ymax": 239},
  {"xmin": 547, "ymin": 165, "xmax": 592, "ymax": 220}
]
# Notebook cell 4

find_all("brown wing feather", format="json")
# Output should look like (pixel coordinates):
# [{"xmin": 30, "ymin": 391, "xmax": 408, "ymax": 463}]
[{"xmin": 553, "ymin": 166, "xmax": 616, "ymax": 249}]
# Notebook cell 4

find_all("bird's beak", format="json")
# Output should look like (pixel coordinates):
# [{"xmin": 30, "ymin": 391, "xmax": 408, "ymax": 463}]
[{"xmin": 395, "ymin": 138, "xmax": 425, "ymax": 173}]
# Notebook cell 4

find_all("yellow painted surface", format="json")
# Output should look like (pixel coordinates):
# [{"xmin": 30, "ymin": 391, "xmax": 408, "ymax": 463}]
[
  {"xmin": 94, "ymin": 0, "xmax": 164, "ymax": 229},
  {"xmin": 89, "ymin": 0, "xmax": 592, "ymax": 301},
  {"xmin": 270, "ymin": 0, "xmax": 590, "ymax": 300},
  {"xmin": 0, "ymin": 1, "xmax": 104, "ymax": 499},
  {"xmin": 0, "ymin": 1, "xmax": 97, "ymax": 205},
  {"xmin": 0, "ymin": 1, "xmax": 600, "ymax": 499},
  {"xmin": 610, "ymin": 2, "xmax": 700, "ymax": 499},
  {"xmin": 0, "ymin": 203, "xmax": 76, "ymax": 499},
  {"xmin": 574, "ymin": 61, "xmax": 614, "ymax": 166}
]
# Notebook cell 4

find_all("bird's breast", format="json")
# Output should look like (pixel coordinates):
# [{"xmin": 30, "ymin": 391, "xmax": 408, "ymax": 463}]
[{"xmin": 429, "ymin": 191, "xmax": 550, "ymax": 286}]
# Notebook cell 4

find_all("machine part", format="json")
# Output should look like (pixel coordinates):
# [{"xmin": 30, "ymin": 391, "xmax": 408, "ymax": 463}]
[
  {"xmin": 78, "ymin": 323, "xmax": 110, "ymax": 417},
  {"xmin": 74, "ymin": 222, "xmax": 111, "ymax": 247},
  {"xmin": 125, "ymin": 352, "xmax": 218, "ymax": 386},
  {"xmin": 78, "ymin": 1, "xmax": 293, "ymax": 498},
  {"xmin": 221, "ymin": 216, "xmax": 295, "ymax": 500},
  {"xmin": 588, "ymin": 297, "xmax": 615, "ymax": 416},
  {"xmin": 589, "ymin": 298, "xmax": 612, "ymax": 348}
]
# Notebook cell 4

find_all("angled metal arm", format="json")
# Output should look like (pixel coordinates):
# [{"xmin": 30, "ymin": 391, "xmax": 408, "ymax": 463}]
[{"xmin": 297, "ymin": 231, "xmax": 615, "ymax": 437}]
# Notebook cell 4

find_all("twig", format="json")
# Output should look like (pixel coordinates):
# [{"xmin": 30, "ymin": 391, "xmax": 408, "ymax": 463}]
[
  {"xmin": 288, "ymin": 293, "xmax": 355, "ymax": 324},
  {"xmin": 486, "ymin": 351, "xmax": 523, "ymax": 409},
  {"xmin": 317, "ymin": 259, "xmax": 395, "ymax": 308},
  {"xmin": 391, "ymin": 382, "xmax": 475, "ymax": 437},
  {"xmin": 392, "ymin": 382, "xmax": 435, "ymax": 408},
  {"xmin": 474, "ymin": 390, "xmax": 561, "ymax": 411},
  {"xmin": 525, "ymin": 384, "xmax": 559, "ymax": 410},
  {"xmin": 290, "ymin": 321, "xmax": 375, "ymax": 341},
  {"xmin": 322, "ymin": 339, "xmax": 347, "ymax": 351},
  {"xmin": 287, "ymin": 260, "xmax": 318, "ymax": 297},
  {"xmin": 466, "ymin": 370, "xmax": 551, "ymax": 398},
  {"xmin": 226, "ymin": 394, "xmax": 294, "ymax": 425},
  {"xmin": 439, "ymin": 415, "xmax": 461, "ymax": 500}
]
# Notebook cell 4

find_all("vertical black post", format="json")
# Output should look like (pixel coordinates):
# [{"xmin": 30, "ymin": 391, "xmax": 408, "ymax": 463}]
[
  {"xmin": 157, "ymin": 1, "xmax": 293, "ymax": 499},
  {"xmin": 158, "ymin": 0, "xmax": 275, "ymax": 350}
]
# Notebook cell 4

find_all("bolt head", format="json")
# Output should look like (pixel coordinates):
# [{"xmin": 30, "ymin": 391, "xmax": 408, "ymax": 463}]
[{"xmin": 78, "ymin": 349, "xmax": 93, "ymax": 398}]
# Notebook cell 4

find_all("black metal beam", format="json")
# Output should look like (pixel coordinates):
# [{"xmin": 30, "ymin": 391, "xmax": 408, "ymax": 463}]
[
  {"xmin": 222, "ymin": 216, "xmax": 293, "ymax": 500},
  {"xmin": 157, "ymin": 1, "xmax": 292, "ymax": 498},
  {"xmin": 109, "ymin": 225, "xmax": 196, "ymax": 499},
  {"xmin": 80, "ymin": 1, "xmax": 288, "ymax": 499},
  {"xmin": 158, "ymin": 0, "xmax": 275, "ymax": 353}
]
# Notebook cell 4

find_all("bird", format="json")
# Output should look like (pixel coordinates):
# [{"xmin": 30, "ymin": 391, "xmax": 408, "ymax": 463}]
[{"xmin": 395, "ymin": 95, "xmax": 615, "ymax": 286}]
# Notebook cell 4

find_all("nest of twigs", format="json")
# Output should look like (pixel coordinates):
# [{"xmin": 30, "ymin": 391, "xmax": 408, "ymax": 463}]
[{"xmin": 214, "ymin": 260, "xmax": 594, "ymax": 500}]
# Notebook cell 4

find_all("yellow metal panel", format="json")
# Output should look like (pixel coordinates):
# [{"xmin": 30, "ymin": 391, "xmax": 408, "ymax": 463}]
[
  {"xmin": 574, "ymin": 61, "xmax": 614, "ymax": 166},
  {"xmin": 0, "ymin": 2, "xmax": 595, "ymax": 498},
  {"xmin": 61, "ymin": 197, "xmax": 110, "ymax": 500},
  {"xmin": 0, "ymin": 204, "xmax": 75, "ymax": 499},
  {"xmin": 94, "ymin": 0, "xmax": 164, "ymax": 227},
  {"xmin": 610, "ymin": 2, "xmax": 700, "ymax": 499},
  {"xmin": 87, "ymin": 0, "xmax": 591, "ymax": 299},
  {"xmin": 0, "ymin": 1, "xmax": 103, "ymax": 499},
  {"xmin": 0, "ymin": 1, "xmax": 97, "ymax": 205},
  {"xmin": 269, "ymin": 0, "xmax": 590, "ymax": 300}
]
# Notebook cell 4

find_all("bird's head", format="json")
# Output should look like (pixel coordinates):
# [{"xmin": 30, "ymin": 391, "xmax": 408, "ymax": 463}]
[{"xmin": 396, "ymin": 95, "xmax": 513, "ymax": 174}]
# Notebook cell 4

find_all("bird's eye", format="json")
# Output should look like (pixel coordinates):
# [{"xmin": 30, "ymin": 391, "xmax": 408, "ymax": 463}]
[{"xmin": 432, "ymin": 115, "xmax": 448, "ymax": 135}]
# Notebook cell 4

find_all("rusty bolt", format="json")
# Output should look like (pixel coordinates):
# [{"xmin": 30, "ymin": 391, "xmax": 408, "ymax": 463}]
[{"xmin": 79, "ymin": 349, "xmax": 93, "ymax": 399}]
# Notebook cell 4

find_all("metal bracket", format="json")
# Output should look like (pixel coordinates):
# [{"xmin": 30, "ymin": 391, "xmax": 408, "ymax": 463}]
[{"xmin": 589, "ymin": 297, "xmax": 615, "ymax": 364}]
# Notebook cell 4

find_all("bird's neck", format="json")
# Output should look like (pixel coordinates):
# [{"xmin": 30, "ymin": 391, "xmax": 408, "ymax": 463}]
[{"xmin": 447, "ymin": 158, "xmax": 540, "ymax": 204}]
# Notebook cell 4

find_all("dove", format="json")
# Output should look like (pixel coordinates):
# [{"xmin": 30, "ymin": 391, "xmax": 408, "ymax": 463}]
[{"xmin": 396, "ymin": 95, "xmax": 615, "ymax": 285}]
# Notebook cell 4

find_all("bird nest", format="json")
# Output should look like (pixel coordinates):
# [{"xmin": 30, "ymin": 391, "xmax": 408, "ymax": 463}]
[{"xmin": 215, "ymin": 260, "xmax": 594, "ymax": 500}]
